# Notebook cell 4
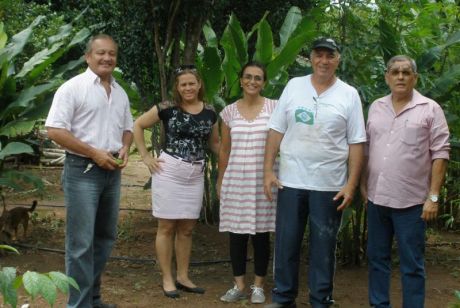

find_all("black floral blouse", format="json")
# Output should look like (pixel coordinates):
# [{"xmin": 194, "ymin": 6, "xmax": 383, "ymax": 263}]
[{"xmin": 157, "ymin": 101, "xmax": 217, "ymax": 161}]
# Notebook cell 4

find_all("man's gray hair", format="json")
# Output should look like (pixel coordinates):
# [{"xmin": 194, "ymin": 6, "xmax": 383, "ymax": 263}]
[
  {"xmin": 386, "ymin": 55, "xmax": 417, "ymax": 73},
  {"xmin": 85, "ymin": 34, "xmax": 117, "ymax": 53}
]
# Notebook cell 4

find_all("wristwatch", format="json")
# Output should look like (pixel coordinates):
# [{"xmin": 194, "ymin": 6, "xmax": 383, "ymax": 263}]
[{"xmin": 428, "ymin": 194, "xmax": 439, "ymax": 203}]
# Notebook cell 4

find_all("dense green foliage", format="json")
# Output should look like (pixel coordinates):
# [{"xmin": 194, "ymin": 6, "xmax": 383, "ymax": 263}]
[
  {"xmin": 0, "ymin": 11, "xmax": 90, "ymax": 192},
  {"xmin": 0, "ymin": 0, "xmax": 459, "ymax": 265}
]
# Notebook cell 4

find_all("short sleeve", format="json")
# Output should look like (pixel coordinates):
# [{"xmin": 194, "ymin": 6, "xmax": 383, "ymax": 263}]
[
  {"xmin": 45, "ymin": 82, "xmax": 75, "ymax": 130},
  {"xmin": 429, "ymin": 103, "xmax": 450, "ymax": 160},
  {"xmin": 157, "ymin": 101, "xmax": 175, "ymax": 120},
  {"xmin": 268, "ymin": 83, "xmax": 290, "ymax": 133},
  {"xmin": 346, "ymin": 89, "xmax": 367, "ymax": 144},
  {"xmin": 219, "ymin": 104, "xmax": 233, "ymax": 126}
]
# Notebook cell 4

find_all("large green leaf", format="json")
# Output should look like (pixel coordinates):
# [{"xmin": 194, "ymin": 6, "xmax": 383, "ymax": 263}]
[
  {"xmin": 68, "ymin": 28, "xmax": 91, "ymax": 48},
  {"xmin": 378, "ymin": 18, "xmax": 400, "ymax": 63},
  {"xmin": 254, "ymin": 19, "xmax": 273, "ymax": 65},
  {"xmin": 55, "ymin": 57, "xmax": 85, "ymax": 76},
  {"xmin": 16, "ymin": 42, "xmax": 63, "ymax": 78},
  {"xmin": 201, "ymin": 46, "xmax": 223, "ymax": 102},
  {"xmin": 419, "ymin": 31, "xmax": 460, "ymax": 71},
  {"xmin": 227, "ymin": 14, "xmax": 247, "ymax": 65},
  {"xmin": 112, "ymin": 69, "xmax": 141, "ymax": 108},
  {"xmin": 266, "ymin": 17, "xmax": 315, "ymax": 80},
  {"xmin": 427, "ymin": 64, "xmax": 460, "ymax": 99},
  {"xmin": 445, "ymin": 30, "xmax": 460, "ymax": 47},
  {"xmin": 1, "ymin": 80, "xmax": 60, "ymax": 118},
  {"xmin": 0, "ymin": 142, "xmax": 33, "ymax": 159},
  {"xmin": 22, "ymin": 271, "xmax": 41, "ymax": 299},
  {"xmin": 27, "ymin": 28, "xmax": 89, "ymax": 82},
  {"xmin": 48, "ymin": 272, "xmax": 70, "ymax": 294},
  {"xmin": 0, "ymin": 168, "xmax": 44, "ymax": 191},
  {"xmin": 247, "ymin": 11, "xmax": 269, "ymax": 42},
  {"xmin": 37, "ymin": 273, "xmax": 57, "ymax": 305},
  {"xmin": 0, "ymin": 16, "xmax": 45, "ymax": 65},
  {"xmin": 278, "ymin": 6, "xmax": 302, "ymax": 52},
  {"xmin": 0, "ymin": 120, "xmax": 36, "ymax": 138},
  {"xmin": 202, "ymin": 22, "xmax": 218, "ymax": 48},
  {"xmin": 48, "ymin": 23, "xmax": 73, "ymax": 45},
  {"xmin": 48, "ymin": 271, "xmax": 79, "ymax": 293},
  {"xmin": 211, "ymin": 94, "xmax": 227, "ymax": 111},
  {"xmin": 0, "ymin": 23, "xmax": 7, "ymax": 49},
  {"xmin": 0, "ymin": 267, "xmax": 17, "ymax": 307},
  {"xmin": 417, "ymin": 46, "xmax": 443, "ymax": 71},
  {"xmin": 220, "ymin": 19, "xmax": 242, "ymax": 99}
]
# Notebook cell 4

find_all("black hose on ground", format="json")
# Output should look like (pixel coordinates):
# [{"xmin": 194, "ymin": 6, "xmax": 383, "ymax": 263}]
[{"xmin": 10, "ymin": 243, "xmax": 243, "ymax": 266}]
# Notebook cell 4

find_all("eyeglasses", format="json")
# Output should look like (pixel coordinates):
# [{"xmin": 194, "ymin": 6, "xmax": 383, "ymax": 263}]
[
  {"xmin": 387, "ymin": 68, "xmax": 415, "ymax": 77},
  {"xmin": 242, "ymin": 74, "xmax": 264, "ymax": 82},
  {"xmin": 174, "ymin": 64, "xmax": 197, "ymax": 75}
]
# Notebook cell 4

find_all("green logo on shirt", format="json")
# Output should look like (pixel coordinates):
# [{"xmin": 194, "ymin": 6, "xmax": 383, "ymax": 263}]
[{"xmin": 295, "ymin": 108, "xmax": 314, "ymax": 125}]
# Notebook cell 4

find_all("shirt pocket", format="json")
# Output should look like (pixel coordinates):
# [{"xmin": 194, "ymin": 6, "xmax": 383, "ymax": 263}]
[{"xmin": 400, "ymin": 122, "xmax": 429, "ymax": 146}]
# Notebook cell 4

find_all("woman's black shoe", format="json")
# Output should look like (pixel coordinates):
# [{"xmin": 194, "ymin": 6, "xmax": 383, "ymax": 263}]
[
  {"xmin": 163, "ymin": 288, "xmax": 180, "ymax": 299},
  {"xmin": 175, "ymin": 281, "xmax": 205, "ymax": 294}
]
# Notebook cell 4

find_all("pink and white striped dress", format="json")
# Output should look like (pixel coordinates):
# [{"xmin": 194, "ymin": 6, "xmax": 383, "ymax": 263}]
[{"xmin": 219, "ymin": 98, "xmax": 277, "ymax": 234}]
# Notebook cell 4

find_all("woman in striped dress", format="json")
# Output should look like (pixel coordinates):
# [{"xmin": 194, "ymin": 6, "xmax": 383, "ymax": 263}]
[{"xmin": 217, "ymin": 62, "xmax": 277, "ymax": 304}]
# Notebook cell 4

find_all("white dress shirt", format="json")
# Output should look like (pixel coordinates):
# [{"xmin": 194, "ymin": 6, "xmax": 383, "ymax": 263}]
[{"xmin": 45, "ymin": 68, "xmax": 134, "ymax": 155}]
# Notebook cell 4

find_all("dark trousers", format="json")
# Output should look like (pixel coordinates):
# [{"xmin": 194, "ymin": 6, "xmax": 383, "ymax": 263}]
[
  {"xmin": 229, "ymin": 232, "xmax": 270, "ymax": 277},
  {"xmin": 272, "ymin": 187, "xmax": 342, "ymax": 308},
  {"xmin": 367, "ymin": 201, "xmax": 426, "ymax": 308}
]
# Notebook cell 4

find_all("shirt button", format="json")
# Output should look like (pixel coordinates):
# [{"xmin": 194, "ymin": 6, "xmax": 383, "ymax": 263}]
[
  {"xmin": 383, "ymin": 157, "xmax": 387, "ymax": 160},
  {"xmin": 386, "ymin": 144, "xmax": 390, "ymax": 146},
  {"xmin": 390, "ymin": 130, "xmax": 394, "ymax": 134}
]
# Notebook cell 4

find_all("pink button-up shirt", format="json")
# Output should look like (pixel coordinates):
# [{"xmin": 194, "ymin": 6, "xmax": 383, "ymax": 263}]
[{"xmin": 365, "ymin": 90, "xmax": 450, "ymax": 209}]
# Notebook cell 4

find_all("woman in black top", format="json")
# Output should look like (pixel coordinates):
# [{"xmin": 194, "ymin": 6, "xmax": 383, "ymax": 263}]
[{"xmin": 133, "ymin": 66, "xmax": 219, "ymax": 298}]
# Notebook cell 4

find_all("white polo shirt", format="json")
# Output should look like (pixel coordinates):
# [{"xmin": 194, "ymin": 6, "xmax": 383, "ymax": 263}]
[
  {"xmin": 45, "ymin": 68, "xmax": 134, "ymax": 155},
  {"xmin": 269, "ymin": 75, "xmax": 366, "ymax": 191}
]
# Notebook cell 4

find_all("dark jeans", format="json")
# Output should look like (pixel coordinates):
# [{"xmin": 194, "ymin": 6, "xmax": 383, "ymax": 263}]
[
  {"xmin": 229, "ymin": 232, "xmax": 270, "ymax": 277},
  {"xmin": 63, "ymin": 154, "xmax": 121, "ymax": 308},
  {"xmin": 272, "ymin": 187, "xmax": 342, "ymax": 308},
  {"xmin": 367, "ymin": 201, "xmax": 426, "ymax": 308}
]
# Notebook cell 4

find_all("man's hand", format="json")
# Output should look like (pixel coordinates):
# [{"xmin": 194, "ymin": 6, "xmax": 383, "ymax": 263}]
[
  {"xmin": 92, "ymin": 150, "xmax": 119, "ymax": 170},
  {"xmin": 264, "ymin": 170, "xmax": 283, "ymax": 202},
  {"xmin": 421, "ymin": 199, "xmax": 438, "ymax": 221},
  {"xmin": 333, "ymin": 184, "xmax": 355, "ymax": 211},
  {"xmin": 116, "ymin": 145, "xmax": 130, "ymax": 169}
]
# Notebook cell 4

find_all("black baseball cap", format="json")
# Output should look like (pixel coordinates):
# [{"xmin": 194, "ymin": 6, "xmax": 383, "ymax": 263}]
[{"xmin": 312, "ymin": 37, "xmax": 340, "ymax": 52}]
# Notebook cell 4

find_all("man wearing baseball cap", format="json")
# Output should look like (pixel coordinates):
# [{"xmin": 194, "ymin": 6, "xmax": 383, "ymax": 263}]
[{"xmin": 263, "ymin": 37, "xmax": 366, "ymax": 307}]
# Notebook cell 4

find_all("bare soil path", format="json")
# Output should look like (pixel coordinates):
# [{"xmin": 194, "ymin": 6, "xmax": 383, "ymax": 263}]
[{"xmin": 1, "ymin": 156, "xmax": 459, "ymax": 307}]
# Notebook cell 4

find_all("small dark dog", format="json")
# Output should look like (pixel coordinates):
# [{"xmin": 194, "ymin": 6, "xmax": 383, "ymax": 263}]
[{"xmin": 2, "ymin": 200, "xmax": 37, "ymax": 241}]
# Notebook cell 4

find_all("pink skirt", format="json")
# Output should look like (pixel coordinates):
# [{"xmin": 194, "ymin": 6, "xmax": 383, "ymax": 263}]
[{"xmin": 151, "ymin": 152, "xmax": 205, "ymax": 219}]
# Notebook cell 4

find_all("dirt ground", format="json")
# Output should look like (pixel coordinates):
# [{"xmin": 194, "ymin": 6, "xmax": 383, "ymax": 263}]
[{"xmin": 1, "ymin": 156, "xmax": 459, "ymax": 308}]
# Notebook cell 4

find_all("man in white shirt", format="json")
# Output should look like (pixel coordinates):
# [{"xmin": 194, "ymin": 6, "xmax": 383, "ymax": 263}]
[
  {"xmin": 263, "ymin": 38, "xmax": 366, "ymax": 308},
  {"xmin": 46, "ymin": 34, "xmax": 133, "ymax": 308}
]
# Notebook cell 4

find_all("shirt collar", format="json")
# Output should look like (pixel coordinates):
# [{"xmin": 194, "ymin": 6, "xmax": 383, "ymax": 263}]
[
  {"xmin": 85, "ymin": 67, "xmax": 117, "ymax": 87},
  {"xmin": 378, "ymin": 89, "xmax": 429, "ymax": 108}
]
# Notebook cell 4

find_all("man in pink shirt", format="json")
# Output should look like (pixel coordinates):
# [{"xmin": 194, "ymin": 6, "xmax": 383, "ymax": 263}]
[{"xmin": 361, "ymin": 55, "xmax": 450, "ymax": 308}]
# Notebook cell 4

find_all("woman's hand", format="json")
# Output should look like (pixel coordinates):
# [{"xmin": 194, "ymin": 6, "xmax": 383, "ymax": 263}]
[{"xmin": 142, "ymin": 154, "xmax": 164, "ymax": 174}]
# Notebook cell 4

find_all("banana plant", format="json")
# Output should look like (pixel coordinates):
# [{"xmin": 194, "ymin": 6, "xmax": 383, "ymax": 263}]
[
  {"xmin": 0, "ymin": 16, "xmax": 90, "ymax": 192},
  {"xmin": 198, "ymin": 6, "xmax": 317, "ymax": 108}
]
